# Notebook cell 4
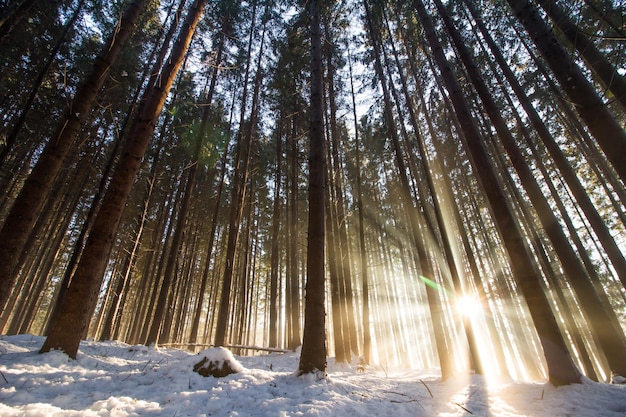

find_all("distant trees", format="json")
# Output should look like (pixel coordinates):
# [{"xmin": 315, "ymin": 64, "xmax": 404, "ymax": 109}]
[{"xmin": 0, "ymin": 0, "xmax": 624, "ymax": 386}]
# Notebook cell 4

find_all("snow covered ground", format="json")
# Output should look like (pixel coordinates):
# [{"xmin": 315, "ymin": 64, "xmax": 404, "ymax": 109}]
[{"xmin": 1, "ymin": 334, "xmax": 625, "ymax": 416}]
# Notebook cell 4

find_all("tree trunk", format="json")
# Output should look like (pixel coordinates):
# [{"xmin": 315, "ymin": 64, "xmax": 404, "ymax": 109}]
[
  {"xmin": 366, "ymin": 0, "xmax": 455, "ymax": 378},
  {"xmin": 441, "ymin": 0, "xmax": 626, "ymax": 377},
  {"xmin": 505, "ymin": 0, "xmax": 626, "ymax": 185},
  {"xmin": 348, "ymin": 48, "xmax": 371, "ymax": 365},
  {"xmin": 413, "ymin": 0, "xmax": 582, "ymax": 385},
  {"xmin": 287, "ymin": 116, "xmax": 301, "ymax": 351},
  {"xmin": 39, "ymin": 0, "xmax": 206, "ymax": 359},
  {"xmin": 0, "ymin": 0, "xmax": 149, "ymax": 313},
  {"xmin": 145, "ymin": 13, "xmax": 225, "ymax": 346},
  {"xmin": 535, "ymin": 0, "xmax": 626, "ymax": 113},
  {"xmin": 383, "ymin": 3, "xmax": 485, "ymax": 374},
  {"xmin": 298, "ymin": 0, "xmax": 327, "ymax": 376},
  {"xmin": 268, "ymin": 120, "xmax": 282, "ymax": 348},
  {"xmin": 214, "ymin": 0, "xmax": 262, "ymax": 346}
]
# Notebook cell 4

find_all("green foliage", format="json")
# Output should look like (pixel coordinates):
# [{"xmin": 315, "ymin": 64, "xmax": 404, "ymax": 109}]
[{"xmin": 179, "ymin": 113, "xmax": 229, "ymax": 171}]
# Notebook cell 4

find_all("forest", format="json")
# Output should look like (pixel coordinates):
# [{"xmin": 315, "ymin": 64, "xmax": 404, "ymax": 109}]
[{"xmin": 0, "ymin": 0, "xmax": 625, "ymax": 389}]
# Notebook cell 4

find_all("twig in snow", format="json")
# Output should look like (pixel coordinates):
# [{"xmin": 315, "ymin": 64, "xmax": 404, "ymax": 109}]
[
  {"xmin": 453, "ymin": 402, "xmax": 473, "ymax": 414},
  {"xmin": 0, "ymin": 370, "xmax": 8, "ymax": 384},
  {"xmin": 419, "ymin": 379, "xmax": 433, "ymax": 398},
  {"xmin": 382, "ymin": 390, "xmax": 410, "ymax": 397},
  {"xmin": 141, "ymin": 360, "xmax": 153, "ymax": 372}
]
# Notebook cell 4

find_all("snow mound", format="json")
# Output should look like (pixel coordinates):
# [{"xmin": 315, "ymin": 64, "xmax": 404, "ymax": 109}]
[
  {"xmin": 611, "ymin": 371, "xmax": 626, "ymax": 384},
  {"xmin": 193, "ymin": 346, "xmax": 244, "ymax": 377}
]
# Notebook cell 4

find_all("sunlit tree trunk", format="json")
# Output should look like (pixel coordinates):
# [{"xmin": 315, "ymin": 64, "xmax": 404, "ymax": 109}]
[
  {"xmin": 325, "ymin": 155, "xmax": 348, "ymax": 363},
  {"xmin": 188, "ymin": 139, "xmax": 229, "ymax": 347},
  {"xmin": 440, "ymin": 0, "xmax": 626, "ymax": 377},
  {"xmin": 535, "ymin": 0, "xmax": 626, "ymax": 113},
  {"xmin": 365, "ymin": 0, "xmax": 454, "ymax": 378},
  {"xmin": 348, "ymin": 49, "xmax": 371, "ymax": 365},
  {"xmin": 40, "ymin": 0, "xmax": 206, "ymax": 359},
  {"xmin": 505, "ymin": 0, "xmax": 626, "ymax": 185},
  {"xmin": 268, "ymin": 121, "xmax": 282, "ymax": 348},
  {"xmin": 323, "ymin": 15, "xmax": 359, "ymax": 360},
  {"xmin": 287, "ymin": 114, "xmax": 301, "ymax": 351},
  {"xmin": 0, "ymin": 0, "xmax": 149, "ymax": 314},
  {"xmin": 413, "ymin": 0, "xmax": 581, "ymax": 385},
  {"xmin": 383, "ymin": 3, "xmax": 484, "ymax": 375}
]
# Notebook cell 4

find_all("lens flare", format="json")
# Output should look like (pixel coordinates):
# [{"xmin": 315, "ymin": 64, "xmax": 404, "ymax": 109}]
[{"xmin": 456, "ymin": 295, "xmax": 483, "ymax": 319}]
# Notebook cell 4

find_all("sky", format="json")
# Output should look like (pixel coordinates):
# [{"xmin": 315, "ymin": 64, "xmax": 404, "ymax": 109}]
[{"xmin": 1, "ymin": 334, "xmax": 626, "ymax": 416}]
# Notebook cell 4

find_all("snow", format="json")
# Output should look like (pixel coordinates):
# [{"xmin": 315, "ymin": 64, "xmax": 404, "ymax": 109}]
[{"xmin": 1, "ymin": 335, "xmax": 626, "ymax": 416}]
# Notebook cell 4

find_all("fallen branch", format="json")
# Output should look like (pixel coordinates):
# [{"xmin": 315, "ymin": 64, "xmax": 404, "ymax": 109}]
[
  {"xmin": 161, "ymin": 343, "xmax": 289, "ymax": 354},
  {"xmin": 382, "ymin": 390, "xmax": 410, "ymax": 398},
  {"xmin": 453, "ymin": 402, "xmax": 473, "ymax": 414},
  {"xmin": 419, "ymin": 379, "xmax": 433, "ymax": 398}
]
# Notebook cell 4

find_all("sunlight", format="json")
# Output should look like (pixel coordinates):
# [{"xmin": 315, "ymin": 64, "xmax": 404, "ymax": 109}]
[{"xmin": 456, "ymin": 295, "xmax": 483, "ymax": 320}]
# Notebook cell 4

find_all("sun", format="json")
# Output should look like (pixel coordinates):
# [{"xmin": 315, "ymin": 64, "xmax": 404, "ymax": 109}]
[{"xmin": 456, "ymin": 295, "xmax": 483, "ymax": 320}]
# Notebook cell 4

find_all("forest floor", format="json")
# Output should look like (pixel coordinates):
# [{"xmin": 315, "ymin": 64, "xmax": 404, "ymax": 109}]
[{"xmin": 1, "ymin": 334, "xmax": 625, "ymax": 416}]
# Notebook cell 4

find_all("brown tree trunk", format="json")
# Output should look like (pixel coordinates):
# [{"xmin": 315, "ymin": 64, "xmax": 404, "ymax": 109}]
[
  {"xmin": 40, "ymin": 0, "xmax": 206, "ymax": 359},
  {"xmin": 0, "ymin": 0, "xmax": 149, "ymax": 313},
  {"xmin": 505, "ymin": 0, "xmax": 626, "ymax": 185},
  {"xmin": 348, "ymin": 49, "xmax": 371, "ymax": 365},
  {"xmin": 413, "ymin": 0, "xmax": 581, "ymax": 385},
  {"xmin": 535, "ymin": 0, "xmax": 626, "ymax": 113},
  {"xmin": 214, "ymin": 0, "xmax": 262, "ymax": 346},
  {"xmin": 298, "ymin": 0, "xmax": 327, "ymax": 376},
  {"xmin": 366, "ymin": 0, "xmax": 455, "ymax": 379},
  {"xmin": 325, "ymin": 155, "xmax": 348, "ymax": 363},
  {"xmin": 287, "ymin": 117, "xmax": 301, "ymax": 350},
  {"xmin": 268, "ymin": 120, "xmax": 282, "ymax": 348}
]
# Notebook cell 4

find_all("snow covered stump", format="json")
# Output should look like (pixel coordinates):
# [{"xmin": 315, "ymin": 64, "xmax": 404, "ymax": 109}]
[{"xmin": 193, "ymin": 347, "xmax": 244, "ymax": 378}]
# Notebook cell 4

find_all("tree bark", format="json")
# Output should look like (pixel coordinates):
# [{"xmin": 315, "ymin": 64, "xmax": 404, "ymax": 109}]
[
  {"xmin": 298, "ymin": 0, "xmax": 327, "ymax": 376},
  {"xmin": 40, "ymin": 0, "xmax": 206, "ymax": 359},
  {"xmin": 0, "ymin": 0, "xmax": 149, "ymax": 314},
  {"xmin": 535, "ymin": 0, "xmax": 626, "ymax": 113},
  {"xmin": 214, "ymin": 0, "xmax": 261, "ymax": 347},
  {"xmin": 505, "ymin": 0, "xmax": 626, "ymax": 185},
  {"xmin": 413, "ymin": 0, "xmax": 582, "ymax": 385}
]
